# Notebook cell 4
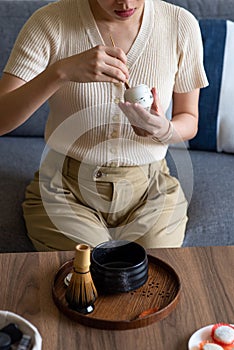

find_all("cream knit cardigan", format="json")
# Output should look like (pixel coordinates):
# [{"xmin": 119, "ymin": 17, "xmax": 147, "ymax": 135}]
[{"xmin": 5, "ymin": 0, "xmax": 208, "ymax": 165}]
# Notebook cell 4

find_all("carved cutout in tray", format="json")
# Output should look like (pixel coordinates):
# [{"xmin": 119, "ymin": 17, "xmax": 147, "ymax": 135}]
[{"xmin": 52, "ymin": 255, "xmax": 181, "ymax": 330}]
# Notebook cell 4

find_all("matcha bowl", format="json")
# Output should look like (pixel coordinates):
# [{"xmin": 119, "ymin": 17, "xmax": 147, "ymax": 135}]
[{"xmin": 90, "ymin": 240, "xmax": 148, "ymax": 294}]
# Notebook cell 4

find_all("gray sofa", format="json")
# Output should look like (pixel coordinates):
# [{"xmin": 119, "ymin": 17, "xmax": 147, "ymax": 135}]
[{"xmin": 0, "ymin": 0, "xmax": 233, "ymax": 252}]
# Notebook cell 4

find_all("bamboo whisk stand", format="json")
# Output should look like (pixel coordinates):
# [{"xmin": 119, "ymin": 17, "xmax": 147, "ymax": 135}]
[{"xmin": 65, "ymin": 244, "xmax": 98, "ymax": 314}]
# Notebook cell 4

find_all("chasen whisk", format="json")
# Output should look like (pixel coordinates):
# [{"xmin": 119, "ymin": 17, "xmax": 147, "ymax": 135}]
[{"xmin": 65, "ymin": 244, "xmax": 98, "ymax": 314}]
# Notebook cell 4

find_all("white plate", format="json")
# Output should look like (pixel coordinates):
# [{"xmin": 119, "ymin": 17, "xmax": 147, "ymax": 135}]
[
  {"xmin": 188, "ymin": 324, "xmax": 234, "ymax": 350},
  {"xmin": 188, "ymin": 324, "xmax": 214, "ymax": 350}
]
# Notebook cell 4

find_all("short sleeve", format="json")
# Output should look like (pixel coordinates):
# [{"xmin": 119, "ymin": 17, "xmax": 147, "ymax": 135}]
[
  {"xmin": 174, "ymin": 8, "xmax": 209, "ymax": 93},
  {"xmin": 3, "ymin": 4, "xmax": 60, "ymax": 82}
]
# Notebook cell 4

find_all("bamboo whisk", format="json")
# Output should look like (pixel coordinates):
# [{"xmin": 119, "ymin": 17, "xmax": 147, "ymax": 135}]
[
  {"xmin": 110, "ymin": 35, "xmax": 130, "ymax": 89},
  {"xmin": 65, "ymin": 244, "xmax": 98, "ymax": 314}
]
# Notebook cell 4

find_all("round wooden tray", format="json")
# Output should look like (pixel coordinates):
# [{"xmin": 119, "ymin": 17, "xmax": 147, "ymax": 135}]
[{"xmin": 52, "ymin": 254, "xmax": 181, "ymax": 330}]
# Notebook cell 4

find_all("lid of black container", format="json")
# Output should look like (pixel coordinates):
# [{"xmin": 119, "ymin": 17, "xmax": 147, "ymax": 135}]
[{"xmin": 0, "ymin": 332, "xmax": 11, "ymax": 350}]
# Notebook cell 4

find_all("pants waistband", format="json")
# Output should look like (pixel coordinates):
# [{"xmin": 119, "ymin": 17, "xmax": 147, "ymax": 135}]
[{"xmin": 63, "ymin": 155, "xmax": 164, "ymax": 182}]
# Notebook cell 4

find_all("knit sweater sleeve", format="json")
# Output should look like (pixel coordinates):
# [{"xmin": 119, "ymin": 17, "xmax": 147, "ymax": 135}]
[
  {"xmin": 4, "ymin": 3, "xmax": 61, "ymax": 82},
  {"xmin": 174, "ymin": 8, "xmax": 209, "ymax": 93}
]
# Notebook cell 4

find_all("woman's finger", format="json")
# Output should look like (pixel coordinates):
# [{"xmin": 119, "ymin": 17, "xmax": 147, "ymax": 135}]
[{"xmin": 119, "ymin": 102, "xmax": 153, "ymax": 131}]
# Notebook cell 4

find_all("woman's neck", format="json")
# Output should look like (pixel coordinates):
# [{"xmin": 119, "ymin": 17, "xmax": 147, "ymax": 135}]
[{"xmin": 88, "ymin": 0, "xmax": 144, "ymax": 52}]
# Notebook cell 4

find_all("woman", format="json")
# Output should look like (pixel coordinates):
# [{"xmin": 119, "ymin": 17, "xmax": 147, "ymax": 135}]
[{"xmin": 0, "ymin": 0, "xmax": 208, "ymax": 251}]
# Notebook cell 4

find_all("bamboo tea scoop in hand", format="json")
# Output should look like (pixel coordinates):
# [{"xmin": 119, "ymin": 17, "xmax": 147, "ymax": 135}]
[
  {"xmin": 110, "ymin": 35, "xmax": 130, "ymax": 89},
  {"xmin": 65, "ymin": 244, "xmax": 98, "ymax": 314}
]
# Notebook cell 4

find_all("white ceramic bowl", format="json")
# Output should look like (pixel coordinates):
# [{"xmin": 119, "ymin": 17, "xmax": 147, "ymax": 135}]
[
  {"xmin": 0, "ymin": 310, "xmax": 42, "ymax": 349},
  {"xmin": 124, "ymin": 84, "xmax": 153, "ymax": 110}
]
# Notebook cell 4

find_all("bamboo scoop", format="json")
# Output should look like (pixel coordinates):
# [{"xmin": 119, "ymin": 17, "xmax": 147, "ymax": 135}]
[{"xmin": 110, "ymin": 35, "xmax": 130, "ymax": 89}]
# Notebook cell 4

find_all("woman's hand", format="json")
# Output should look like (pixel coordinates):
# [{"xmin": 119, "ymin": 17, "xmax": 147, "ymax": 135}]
[
  {"xmin": 53, "ymin": 45, "xmax": 129, "ymax": 84},
  {"xmin": 119, "ymin": 87, "xmax": 172, "ymax": 142}
]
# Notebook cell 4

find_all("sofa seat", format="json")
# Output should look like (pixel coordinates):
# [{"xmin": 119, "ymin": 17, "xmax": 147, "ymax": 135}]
[
  {"xmin": 181, "ymin": 150, "xmax": 234, "ymax": 246},
  {"xmin": 0, "ymin": 137, "xmax": 45, "ymax": 252},
  {"xmin": 1, "ymin": 136, "xmax": 233, "ymax": 252}
]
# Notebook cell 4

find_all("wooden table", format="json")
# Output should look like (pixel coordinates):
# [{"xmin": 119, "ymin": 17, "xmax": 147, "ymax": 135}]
[{"xmin": 0, "ymin": 246, "xmax": 233, "ymax": 350}]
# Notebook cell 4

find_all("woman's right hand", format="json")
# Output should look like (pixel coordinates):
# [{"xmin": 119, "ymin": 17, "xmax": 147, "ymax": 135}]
[
  {"xmin": 0, "ymin": 45, "xmax": 128, "ymax": 135},
  {"xmin": 54, "ymin": 45, "xmax": 129, "ymax": 84}
]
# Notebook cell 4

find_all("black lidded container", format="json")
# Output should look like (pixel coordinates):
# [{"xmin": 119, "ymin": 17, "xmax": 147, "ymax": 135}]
[
  {"xmin": 91, "ymin": 240, "xmax": 148, "ymax": 294},
  {"xmin": 0, "ymin": 332, "xmax": 11, "ymax": 350}
]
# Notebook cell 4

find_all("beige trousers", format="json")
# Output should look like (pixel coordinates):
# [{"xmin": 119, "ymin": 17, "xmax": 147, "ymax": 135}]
[{"xmin": 22, "ymin": 150, "xmax": 188, "ymax": 251}]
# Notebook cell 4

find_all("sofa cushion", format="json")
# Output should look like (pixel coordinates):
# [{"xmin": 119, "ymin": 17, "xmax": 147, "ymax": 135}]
[
  {"xmin": 165, "ymin": 0, "xmax": 234, "ymax": 21},
  {"xmin": 189, "ymin": 19, "xmax": 234, "ymax": 154},
  {"xmin": 166, "ymin": 148, "xmax": 234, "ymax": 247},
  {"xmin": 183, "ymin": 149, "xmax": 234, "ymax": 247}
]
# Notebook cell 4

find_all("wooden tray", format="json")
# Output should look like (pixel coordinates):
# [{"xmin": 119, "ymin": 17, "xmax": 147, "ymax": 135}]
[{"xmin": 52, "ymin": 254, "xmax": 181, "ymax": 330}]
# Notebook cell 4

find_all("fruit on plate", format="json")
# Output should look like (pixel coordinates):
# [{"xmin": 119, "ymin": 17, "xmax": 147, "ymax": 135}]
[
  {"xmin": 199, "ymin": 324, "xmax": 234, "ymax": 350},
  {"xmin": 200, "ymin": 340, "xmax": 234, "ymax": 350},
  {"xmin": 199, "ymin": 341, "xmax": 225, "ymax": 349},
  {"xmin": 212, "ymin": 324, "xmax": 234, "ymax": 346}
]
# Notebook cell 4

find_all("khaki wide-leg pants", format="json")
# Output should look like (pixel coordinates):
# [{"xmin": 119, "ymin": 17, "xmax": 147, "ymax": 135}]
[{"xmin": 22, "ymin": 149, "xmax": 188, "ymax": 251}]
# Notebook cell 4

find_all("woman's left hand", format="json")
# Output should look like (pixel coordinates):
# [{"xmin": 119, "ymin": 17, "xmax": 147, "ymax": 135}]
[{"xmin": 118, "ymin": 87, "xmax": 171, "ymax": 141}]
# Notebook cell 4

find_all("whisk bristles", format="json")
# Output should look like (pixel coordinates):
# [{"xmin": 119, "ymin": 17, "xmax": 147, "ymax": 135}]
[{"xmin": 65, "ymin": 244, "xmax": 98, "ymax": 314}]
